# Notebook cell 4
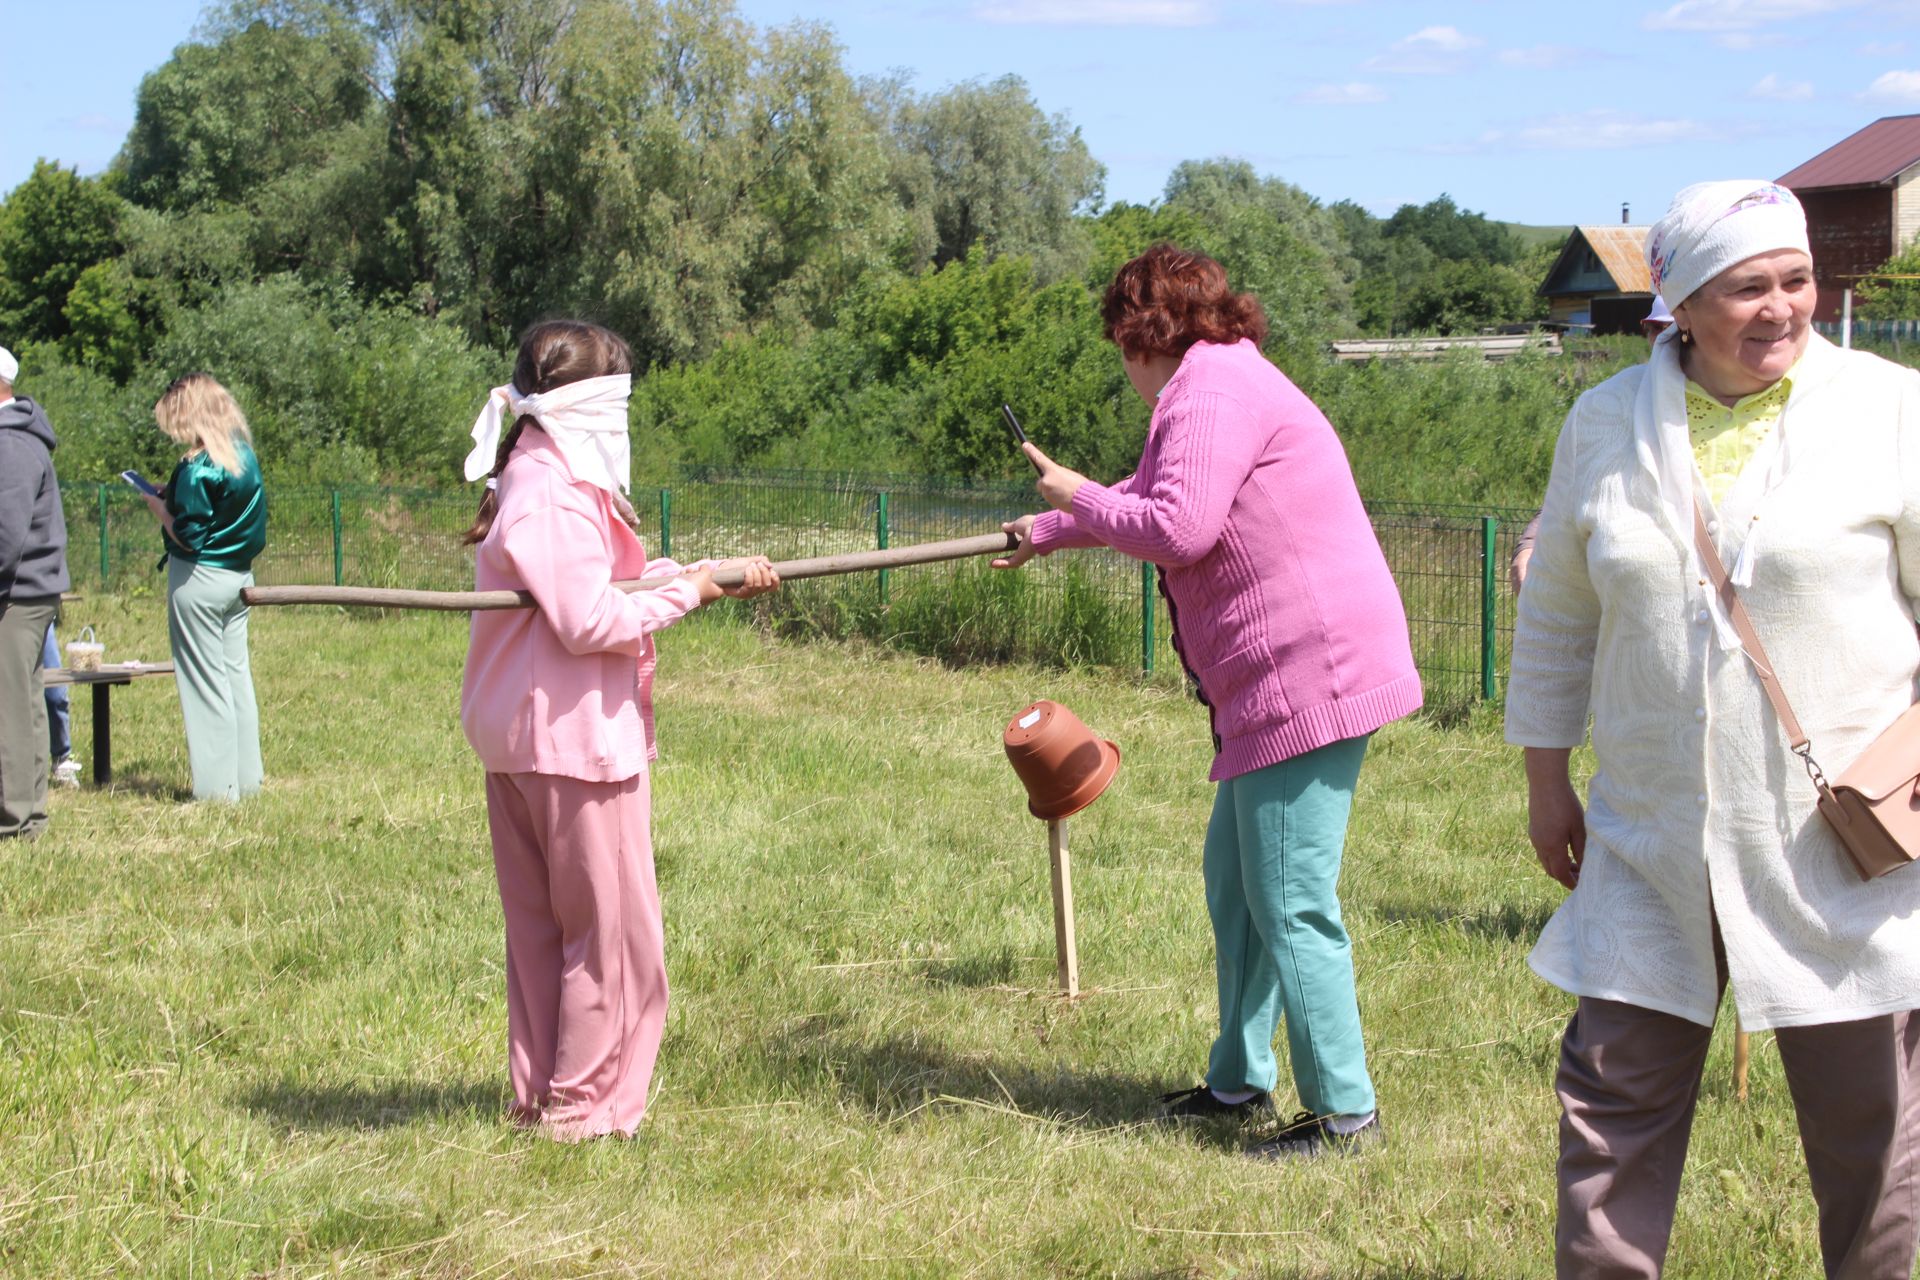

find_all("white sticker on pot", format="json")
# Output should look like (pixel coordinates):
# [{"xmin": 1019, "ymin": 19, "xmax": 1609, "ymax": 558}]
[{"xmin": 1019, "ymin": 709, "xmax": 1043, "ymax": 729}]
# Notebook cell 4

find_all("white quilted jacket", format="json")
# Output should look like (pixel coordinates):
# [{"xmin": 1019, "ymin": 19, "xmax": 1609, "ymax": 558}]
[{"xmin": 1506, "ymin": 333, "xmax": 1920, "ymax": 1030}]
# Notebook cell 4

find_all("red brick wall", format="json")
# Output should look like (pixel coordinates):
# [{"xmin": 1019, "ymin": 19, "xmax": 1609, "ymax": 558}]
[{"xmin": 1800, "ymin": 188, "xmax": 1894, "ymax": 321}]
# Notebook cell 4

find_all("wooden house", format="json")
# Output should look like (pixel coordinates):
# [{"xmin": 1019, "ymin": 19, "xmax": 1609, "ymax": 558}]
[
  {"xmin": 1537, "ymin": 226, "xmax": 1653, "ymax": 335},
  {"xmin": 1780, "ymin": 114, "xmax": 1920, "ymax": 322}
]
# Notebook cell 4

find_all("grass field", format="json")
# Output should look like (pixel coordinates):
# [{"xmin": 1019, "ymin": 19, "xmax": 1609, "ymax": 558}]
[{"xmin": 2, "ymin": 596, "xmax": 1825, "ymax": 1277}]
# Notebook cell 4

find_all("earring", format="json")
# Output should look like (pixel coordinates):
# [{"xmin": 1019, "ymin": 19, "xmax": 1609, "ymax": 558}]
[{"xmin": 1677, "ymin": 329, "xmax": 1693, "ymax": 346}]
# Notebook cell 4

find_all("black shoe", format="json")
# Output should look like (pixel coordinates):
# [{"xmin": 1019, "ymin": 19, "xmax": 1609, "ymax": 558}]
[
  {"xmin": 1247, "ymin": 1109, "xmax": 1383, "ymax": 1160},
  {"xmin": 1156, "ymin": 1084, "xmax": 1272, "ymax": 1123}
]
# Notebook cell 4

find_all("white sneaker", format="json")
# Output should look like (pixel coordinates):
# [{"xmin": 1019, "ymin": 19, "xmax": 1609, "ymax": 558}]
[{"xmin": 52, "ymin": 757, "xmax": 81, "ymax": 788}]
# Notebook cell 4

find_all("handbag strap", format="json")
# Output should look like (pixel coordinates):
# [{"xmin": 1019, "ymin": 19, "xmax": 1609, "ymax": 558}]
[{"xmin": 1690, "ymin": 505, "xmax": 1813, "ymax": 753}]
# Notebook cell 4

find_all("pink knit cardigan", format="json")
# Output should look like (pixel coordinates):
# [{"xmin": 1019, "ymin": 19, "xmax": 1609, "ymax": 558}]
[
  {"xmin": 1029, "ymin": 339, "xmax": 1422, "ymax": 780},
  {"xmin": 461, "ymin": 428, "xmax": 706, "ymax": 782}
]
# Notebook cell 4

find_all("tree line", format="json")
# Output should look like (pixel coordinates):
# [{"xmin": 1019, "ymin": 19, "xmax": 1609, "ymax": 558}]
[{"xmin": 0, "ymin": 0, "xmax": 1838, "ymax": 499}]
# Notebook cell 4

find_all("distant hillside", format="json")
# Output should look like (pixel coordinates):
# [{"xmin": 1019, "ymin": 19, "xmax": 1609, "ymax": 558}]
[{"xmin": 1506, "ymin": 223, "xmax": 1574, "ymax": 249}]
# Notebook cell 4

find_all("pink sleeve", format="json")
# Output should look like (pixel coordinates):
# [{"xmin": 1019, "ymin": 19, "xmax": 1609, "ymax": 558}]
[
  {"xmin": 1066, "ymin": 392, "xmax": 1259, "ymax": 568},
  {"xmin": 1027, "ymin": 472, "xmax": 1140, "ymax": 553},
  {"xmin": 500, "ymin": 504, "xmax": 705, "ymax": 657}
]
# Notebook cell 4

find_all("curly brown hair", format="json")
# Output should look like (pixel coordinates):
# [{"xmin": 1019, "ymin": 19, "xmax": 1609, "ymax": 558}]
[{"xmin": 1101, "ymin": 244, "xmax": 1268, "ymax": 359}]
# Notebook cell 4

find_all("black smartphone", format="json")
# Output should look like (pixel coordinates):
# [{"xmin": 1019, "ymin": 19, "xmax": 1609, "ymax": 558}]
[{"xmin": 1001, "ymin": 404, "xmax": 1042, "ymax": 472}]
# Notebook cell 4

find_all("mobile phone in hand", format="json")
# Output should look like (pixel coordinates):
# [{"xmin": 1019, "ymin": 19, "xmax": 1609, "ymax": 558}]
[
  {"xmin": 120, "ymin": 470, "xmax": 161, "ymax": 498},
  {"xmin": 1001, "ymin": 405, "xmax": 1042, "ymax": 473}
]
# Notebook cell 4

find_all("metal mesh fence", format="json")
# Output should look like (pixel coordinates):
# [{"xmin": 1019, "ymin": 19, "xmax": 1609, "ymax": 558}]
[{"xmin": 61, "ymin": 477, "xmax": 1534, "ymax": 708}]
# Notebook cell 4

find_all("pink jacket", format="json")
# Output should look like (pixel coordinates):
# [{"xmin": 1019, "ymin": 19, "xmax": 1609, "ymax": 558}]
[
  {"xmin": 1030, "ymin": 339, "xmax": 1422, "ymax": 780},
  {"xmin": 461, "ymin": 428, "xmax": 705, "ymax": 782}
]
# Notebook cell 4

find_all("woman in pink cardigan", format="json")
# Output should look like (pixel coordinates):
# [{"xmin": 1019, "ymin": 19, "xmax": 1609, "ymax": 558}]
[
  {"xmin": 459, "ymin": 321, "xmax": 776, "ymax": 1140},
  {"xmin": 997, "ymin": 246, "xmax": 1422, "ymax": 1159}
]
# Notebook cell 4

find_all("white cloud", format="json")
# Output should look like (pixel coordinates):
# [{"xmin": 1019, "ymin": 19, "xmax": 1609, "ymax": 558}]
[
  {"xmin": 1644, "ymin": 0, "xmax": 1865, "ymax": 30},
  {"xmin": 1712, "ymin": 30, "xmax": 1793, "ymax": 48},
  {"xmin": 1749, "ymin": 72, "xmax": 1814, "ymax": 99},
  {"xmin": 1862, "ymin": 69, "xmax": 1920, "ymax": 102},
  {"xmin": 1497, "ymin": 44, "xmax": 1584, "ymax": 69},
  {"xmin": 1364, "ymin": 25, "xmax": 1484, "ymax": 73},
  {"xmin": 1433, "ymin": 110, "xmax": 1722, "ymax": 154},
  {"xmin": 1404, "ymin": 25, "xmax": 1481, "ymax": 52},
  {"xmin": 1291, "ymin": 82, "xmax": 1387, "ymax": 105},
  {"xmin": 1860, "ymin": 40, "xmax": 1909, "ymax": 56},
  {"xmin": 971, "ymin": 0, "xmax": 1212, "ymax": 23}
]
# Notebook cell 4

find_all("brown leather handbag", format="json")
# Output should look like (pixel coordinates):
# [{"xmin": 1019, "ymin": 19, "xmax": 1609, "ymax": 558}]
[{"xmin": 1695, "ymin": 509, "xmax": 1920, "ymax": 881}]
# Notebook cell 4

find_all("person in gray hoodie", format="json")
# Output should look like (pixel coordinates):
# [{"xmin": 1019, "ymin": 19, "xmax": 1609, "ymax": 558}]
[{"xmin": 0, "ymin": 345, "xmax": 71, "ymax": 839}]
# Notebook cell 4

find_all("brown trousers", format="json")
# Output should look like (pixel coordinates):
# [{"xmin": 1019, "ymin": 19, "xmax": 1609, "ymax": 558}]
[{"xmin": 1556, "ymin": 996, "xmax": 1920, "ymax": 1278}]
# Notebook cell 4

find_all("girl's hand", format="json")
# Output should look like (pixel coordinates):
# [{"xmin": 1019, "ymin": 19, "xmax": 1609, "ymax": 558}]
[
  {"xmin": 141, "ymin": 493, "xmax": 168, "ymax": 522},
  {"xmin": 685, "ymin": 566, "xmax": 725, "ymax": 605},
  {"xmin": 717, "ymin": 556, "xmax": 779, "ymax": 599},
  {"xmin": 1022, "ymin": 442, "xmax": 1088, "ymax": 512},
  {"xmin": 992, "ymin": 515, "xmax": 1039, "ymax": 570}
]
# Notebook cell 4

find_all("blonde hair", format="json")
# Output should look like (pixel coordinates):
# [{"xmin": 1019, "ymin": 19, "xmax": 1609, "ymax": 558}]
[{"xmin": 154, "ymin": 373, "xmax": 253, "ymax": 476}]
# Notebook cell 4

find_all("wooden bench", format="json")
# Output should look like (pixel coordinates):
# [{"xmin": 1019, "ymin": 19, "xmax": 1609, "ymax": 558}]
[{"xmin": 42, "ymin": 662, "xmax": 175, "ymax": 786}]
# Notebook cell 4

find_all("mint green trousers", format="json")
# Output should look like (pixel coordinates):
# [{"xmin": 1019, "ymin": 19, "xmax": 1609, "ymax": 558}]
[
  {"xmin": 1204, "ymin": 733, "xmax": 1374, "ymax": 1117},
  {"xmin": 167, "ymin": 558, "xmax": 263, "ymax": 802}
]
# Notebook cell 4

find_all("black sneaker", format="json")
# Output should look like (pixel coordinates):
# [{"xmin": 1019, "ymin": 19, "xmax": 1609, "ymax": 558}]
[
  {"xmin": 1156, "ymin": 1084, "xmax": 1272, "ymax": 1123},
  {"xmin": 1247, "ymin": 1109, "xmax": 1383, "ymax": 1160}
]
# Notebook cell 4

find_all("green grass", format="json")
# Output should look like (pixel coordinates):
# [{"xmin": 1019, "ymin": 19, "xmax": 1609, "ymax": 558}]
[{"xmin": 2, "ymin": 598, "xmax": 1822, "ymax": 1277}]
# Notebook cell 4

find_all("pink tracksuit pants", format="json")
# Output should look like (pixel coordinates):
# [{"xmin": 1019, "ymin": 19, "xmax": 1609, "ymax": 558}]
[{"xmin": 484, "ymin": 771, "xmax": 667, "ymax": 1140}]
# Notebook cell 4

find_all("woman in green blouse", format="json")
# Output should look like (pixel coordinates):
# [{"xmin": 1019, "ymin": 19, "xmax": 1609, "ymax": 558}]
[{"xmin": 139, "ymin": 374, "xmax": 268, "ymax": 801}]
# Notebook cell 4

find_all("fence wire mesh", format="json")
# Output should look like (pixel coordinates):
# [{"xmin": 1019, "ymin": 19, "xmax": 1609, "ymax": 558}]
[{"xmin": 62, "ymin": 477, "xmax": 1533, "ymax": 711}]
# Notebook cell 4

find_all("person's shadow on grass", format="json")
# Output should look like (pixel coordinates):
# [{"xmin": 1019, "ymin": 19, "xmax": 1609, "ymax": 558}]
[{"xmin": 755, "ymin": 1013, "xmax": 1243, "ymax": 1150}]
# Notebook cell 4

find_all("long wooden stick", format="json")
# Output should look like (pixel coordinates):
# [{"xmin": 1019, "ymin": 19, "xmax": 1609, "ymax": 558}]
[{"xmin": 240, "ymin": 531, "xmax": 1019, "ymax": 611}]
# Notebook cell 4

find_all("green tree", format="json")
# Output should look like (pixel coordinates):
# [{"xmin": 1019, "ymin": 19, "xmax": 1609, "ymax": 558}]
[
  {"xmin": 1383, "ymin": 193, "xmax": 1518, "ymax": 265},
  {"xmin": 883, "ymin": 75, "xmax": 1105, "ymax": 280},
  {"xmin": 1854, "ymin": 236, "xmax": 1920, "ymax": 320},
  {"xmin": 1158, "ymin": 159, "xmax": 1357, "ymax": 352},
  {"xmin": 0, "ymin": 161, "xmax": 126, "ymax": 345},
  {"xmin": 1400, "ymin": 259, "xmax": 1541, "ymax": 335}
]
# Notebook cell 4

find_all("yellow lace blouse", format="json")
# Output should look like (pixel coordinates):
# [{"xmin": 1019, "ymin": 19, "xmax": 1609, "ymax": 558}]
[{"xmin": 1685, "ymin": 374, "xmax": 1792, "ymax": 506}]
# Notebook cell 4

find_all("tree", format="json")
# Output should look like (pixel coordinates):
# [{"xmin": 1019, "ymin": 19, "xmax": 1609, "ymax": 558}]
[
  {"xmin": 1853, "ymin": 236, "xmax": 1920, "ymax": 321},
  {"xmin": 0, "ymin": 161, "xmax": 126, "ymax": 346},
  {"xmin": 1383, "ymin": 194, "xmax": 1518, "ymax": 265},
  {"xmin": 883, "ymin": 75, "xmax": 1105, "ymax": 280},
  {"xmin": 1400, "ymin": 259, "xmax": 1541, "ymax": 334},
  {"xmin": 1158, "ymin": 159, "xmax": 1357, "ymax": 351}
]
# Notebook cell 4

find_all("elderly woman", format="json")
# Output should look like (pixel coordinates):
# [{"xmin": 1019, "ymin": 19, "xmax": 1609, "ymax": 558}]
[
  {"xmin": 996, "ymin": 244, "xmax": 1423, "ymax": 1159},
  {"xmin": 1508, "ymin": 181, "xmax": 1920, "ymax": 1278}
]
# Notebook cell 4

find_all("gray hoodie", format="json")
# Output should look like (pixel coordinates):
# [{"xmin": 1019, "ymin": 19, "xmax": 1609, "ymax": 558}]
[{"xmin": 0, "ymin": 395, "xmax": 71, "ymax": 601}]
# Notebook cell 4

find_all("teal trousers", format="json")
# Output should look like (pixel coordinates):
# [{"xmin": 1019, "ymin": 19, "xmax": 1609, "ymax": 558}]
[
  {"xmin": 1204, "ymin": 733, "xmax": 1374, "ymax": 1117},
  {"xmin": 167, "ymin": 558, "xmax": 263, "ymax": 802}
]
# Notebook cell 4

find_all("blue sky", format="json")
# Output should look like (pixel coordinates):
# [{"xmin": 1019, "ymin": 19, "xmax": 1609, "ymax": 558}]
[{"xmin": 6, "ymin": 0, "xmax": 1920, "ymax": 226}]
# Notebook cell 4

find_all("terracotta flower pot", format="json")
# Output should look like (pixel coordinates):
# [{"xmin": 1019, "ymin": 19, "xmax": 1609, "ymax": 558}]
[{"xmin": 1003, "ymin": 700, "xmax": 1120, "ymax": 821}]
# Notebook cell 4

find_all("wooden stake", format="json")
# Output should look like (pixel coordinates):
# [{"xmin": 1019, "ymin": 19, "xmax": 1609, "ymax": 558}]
[
  {"xmin": 1734, "ymin": 1020, "xmax": 1751, "ymax": 1102},
  {"xmin": 1047, "ymin": 818, "xmax": 1079, "ymax": 998},
  {"xmin": 241, "ymin": 531, "xmax": 1018, "ymax": 612}
]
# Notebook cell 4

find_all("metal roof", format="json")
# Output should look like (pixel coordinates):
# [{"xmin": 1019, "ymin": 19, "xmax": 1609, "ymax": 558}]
[
  {"xmin": 1539, "ymin": 226, "xmax": 1651, "ymax": 296},
  {"xmin": 1779, "ymin": 114, "xmax": 1920, "ymax": 190},
  {"xmin": 1579, "ymin": 226, "xmax": 1652, "ymax": 292}
]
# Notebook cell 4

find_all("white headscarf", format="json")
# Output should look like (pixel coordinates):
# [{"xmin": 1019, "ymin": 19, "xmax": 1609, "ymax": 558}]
[
  {"xmin": 463, "ymin": 373, "xmax": 633, "ymax": 495},
  {"xmin": 1646, "ymin": 179, "xmax": 1810, "ymax": 309}
]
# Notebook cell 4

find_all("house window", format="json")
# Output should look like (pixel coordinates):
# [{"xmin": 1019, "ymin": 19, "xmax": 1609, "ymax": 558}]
[{"xmin": 1583, "ymin": 249, "xmax": 1602, "ymax": 274}]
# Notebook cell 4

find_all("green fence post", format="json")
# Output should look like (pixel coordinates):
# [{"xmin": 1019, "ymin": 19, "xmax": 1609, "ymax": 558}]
[
  {"xmin": 1141, "ymin": 560, "xmax": 1156, "ymax": 676},
  {"xmin": 876, "ymin": 491, "xmax": 890, "ymax": 606},
  {"xmin": 331, "ymin": 489, "xmax": 344, "ymax": 586},
  {"xmin": 97, "ymin": 484, "xmax": 109, "ymax": 583},
  {"xmin": 1480, "ymin": 516, "xmax": 1498, "ymax": 702},
  {"xmin": 659, "ymin": 489, "xmax": 672, "ymax": 561}
]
